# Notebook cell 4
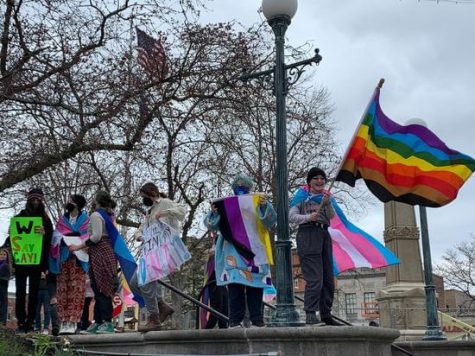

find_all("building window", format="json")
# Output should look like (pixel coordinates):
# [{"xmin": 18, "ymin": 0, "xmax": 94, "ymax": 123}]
[
  {"xmin": 363, "ymin": 292, "xmax": 378, "ymax": 317},
  {"xmin": 345, "ymin": 293, "xmax": 357, "ymax": 315},
  {"xmin": 364, "ymin": 292, "xmax": 375, "ymax": 306}
]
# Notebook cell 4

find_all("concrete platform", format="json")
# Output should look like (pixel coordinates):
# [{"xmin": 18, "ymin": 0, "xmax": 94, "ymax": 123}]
[
  {"xmin": 394, "ymin": 340, "xmax": 475, "ymax": 356},
  {"xmin": 68, "ymin": 326, "xmax": 400, "ymax": 356}
]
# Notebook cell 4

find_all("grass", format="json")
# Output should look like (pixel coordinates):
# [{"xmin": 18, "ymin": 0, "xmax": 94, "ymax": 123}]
[
  {"xmin": 0, "ymin": 327, "xmax": 33, "ymax": 355},
  {"xmin": 0, "ymin": 328, "xmax": 78, "ymax": 356}
]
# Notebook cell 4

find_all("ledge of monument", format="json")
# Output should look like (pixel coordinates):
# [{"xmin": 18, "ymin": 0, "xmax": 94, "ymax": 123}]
[{"xmin": 68, "ymin": 326, "xmax": 400, "ymax": 345}]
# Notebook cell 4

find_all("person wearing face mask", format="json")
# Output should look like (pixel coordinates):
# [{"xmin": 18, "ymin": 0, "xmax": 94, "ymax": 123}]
[
  {"xmin": 69, "ymin": 190, "xmax": 119, "ymax": 334},
  {"xmin": 49, "ymin": 194, "xmax": 89, "ymax": 335},
  {"xmin": 289, "ymin": 167, "xmax": 342, "ymax": 326},
  {"xmin": 129, "ymin": 182, "xmax": 186, "ymax": 332},
  {"xmin": 204, "ymin": 174, "xmax": 276, "ymax": 328},
  {"xmin": 12, "ymin": 188, "xmax": 53, "ymax": 333}
]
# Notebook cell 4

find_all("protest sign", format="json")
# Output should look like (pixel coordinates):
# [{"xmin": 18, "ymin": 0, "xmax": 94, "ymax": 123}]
[
  {"xmin": 9, "ymin": 217, "xmax": 43, "ymax": 265},
  {"xmin": 112, "ymin": 293, "xmax": 123, "ymax": 318},
  {"xmin": 137, "ymin": 220, "xmax": 191, "ymax": 286}
]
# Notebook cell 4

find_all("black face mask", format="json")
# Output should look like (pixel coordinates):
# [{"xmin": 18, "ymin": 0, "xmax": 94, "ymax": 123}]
[
  {"xmin": 65, "ymin": 203, "xmax": 76, "ymax": 213},
  {"xmin": 27, "ymin": 200, "xmax": 44, "ymax": 213},
  {"xmin": 142, "ymin": 197, "xmax": 154, "ymax": 207}
]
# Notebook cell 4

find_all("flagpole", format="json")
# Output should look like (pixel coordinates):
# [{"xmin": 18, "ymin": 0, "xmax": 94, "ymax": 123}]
[
  {"xmin": 313, "ymin": 79, "xmax": 385, "ymax": 210},
  {"xmin": 333, "ymin": 78, "xmax": 385, "ymax": 180}
]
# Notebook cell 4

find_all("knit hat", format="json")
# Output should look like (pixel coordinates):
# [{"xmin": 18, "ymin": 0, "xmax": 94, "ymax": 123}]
[
  {"xmin": 27, "ymin": 188, "xmax": 44, "ymax": 201},
  {"xmin": 71, "ymin": 194, "xmax": 87, "ymax": 211},
  {"xmin": 306, "ymin": 167, "xmax": 327, "ymax": 184}
]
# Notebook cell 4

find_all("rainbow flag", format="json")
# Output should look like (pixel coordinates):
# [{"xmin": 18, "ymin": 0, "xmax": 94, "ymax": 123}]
[
  {"xmin": 212, "ymin": 194, "xmax": 274, "ymax": 265},
  {"xmin": 291, "ymin": 188, "xmax": 399, "ymax": 274},
  {"xmin": 336, "ymin": 88, "xmax": 475, "ymax": 207}
]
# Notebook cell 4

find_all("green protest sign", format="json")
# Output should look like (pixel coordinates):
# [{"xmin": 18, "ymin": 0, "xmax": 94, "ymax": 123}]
[{"xmin": 9, "ymin": 217, "xmax": 43, "ymax": 265}]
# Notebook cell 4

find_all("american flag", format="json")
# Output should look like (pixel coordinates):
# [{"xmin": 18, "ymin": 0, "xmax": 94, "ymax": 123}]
[{"xmin": 136, "ymin": 27, "xmax": 168, "ymax": 79}]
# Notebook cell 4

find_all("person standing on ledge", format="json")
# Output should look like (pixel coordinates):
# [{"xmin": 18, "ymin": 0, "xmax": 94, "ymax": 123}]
[
  {"xmin": 130, "ymin": 182, "xmax": 186, "ymax": 332},
  {"xmin": 205, "ymin": 174, "xmax": 276, "ymax": 328},
  {"xmin": 289, "ymin": 167, "xmax": 342, "ymax": 326}
]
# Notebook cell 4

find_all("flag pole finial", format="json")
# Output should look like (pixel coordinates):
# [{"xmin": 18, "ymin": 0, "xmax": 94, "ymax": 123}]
[{"xmin": 377, "ymin": 78, "xmax": 385, "ymax": 89}]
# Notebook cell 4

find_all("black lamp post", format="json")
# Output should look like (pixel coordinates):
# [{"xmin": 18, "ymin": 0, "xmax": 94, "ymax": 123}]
[
  {"xmin": 419, "ymin": 205, "xmax": 446, "ymax": 340},
  {"xmin": 406, "ymin": 118, "xmax": 446, "ymax": 340},
  {"xmin": 241, "ymin": 0, "xmax": 322, "ymax": 327}
]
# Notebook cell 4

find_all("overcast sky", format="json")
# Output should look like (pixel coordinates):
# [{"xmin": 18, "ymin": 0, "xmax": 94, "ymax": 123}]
[{"xmin": 200, "ymin": 0, "xmax": 475, "ymax": 265}]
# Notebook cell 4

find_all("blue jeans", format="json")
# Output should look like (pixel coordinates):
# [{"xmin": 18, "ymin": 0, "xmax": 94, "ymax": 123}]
[
  {"xmin": 129, "ymin": 271, "xmax": 162, "ymax": 314},
  {"xmin": 35, "ymin": 289, "xmax": 51, "ymax": 330}
]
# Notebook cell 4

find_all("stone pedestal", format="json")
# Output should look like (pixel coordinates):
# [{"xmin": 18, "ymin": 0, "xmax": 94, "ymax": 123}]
[
  {"xmin": 68, "ymin": 326, "xmax": 400, "ymax": 356},
  {"xmin": 377, "ymin": 202, "xmax": 426, "ymax": 337}
]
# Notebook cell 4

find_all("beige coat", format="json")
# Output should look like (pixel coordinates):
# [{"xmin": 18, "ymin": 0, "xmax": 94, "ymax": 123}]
[{"xmin": 134, "ymin": 198, "xmax": 186, "ymax": 240}]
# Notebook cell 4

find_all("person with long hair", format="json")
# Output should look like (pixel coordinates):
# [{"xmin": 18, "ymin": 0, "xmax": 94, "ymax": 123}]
[
  {"xmin": 13, "ymin": 188, "xmax": 53, "ymax": 333},
  {"xmin": 50, "ymin": 194, "xmax": 89, "ymax": 334},
  {"xmin": 69, "ymin": 191, "xmax": 117, "ymax": 334},
  {"xmin": 129, "ymin": 182, "xmax": 186, "ymax": 332}
]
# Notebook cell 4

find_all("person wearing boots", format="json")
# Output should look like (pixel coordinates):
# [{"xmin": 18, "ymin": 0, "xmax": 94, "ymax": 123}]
[
  {"xmin": 129, "ymin": 182, "xmax": 186, "ymax": 332},
  {"xmin": 12, "ymin": 188, "xmax": 53, "ymax": 333},
  {"xmin": 289, "ymin": 167, "xmax": 342, "ymax": 326}
]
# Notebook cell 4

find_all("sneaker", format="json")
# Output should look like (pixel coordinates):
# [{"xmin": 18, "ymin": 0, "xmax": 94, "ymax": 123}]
[
  {"xmin": 67, "ymin": 322, "xmax": 77, "ymax": 334},
  {"xmin": 96, "ymin": 322, "xmax": 115, "ymax": 334},
  {"xmin": 41, "ymin": 329, "xmax": 49, "ymax": 335},
  {"xmin": 85, "ymin": 322, "xmax": 100, "ymax": 334},
  {"xmin": 59, "ymin": 321, "xmax": 68, "ymax": 335},
  {"xmin": 229, "ymin": 323, "xmax": 242, "ymax": 329},
  {"xmin": 52, "ymin": 326, "xmax": 59, "ymax": 337}
]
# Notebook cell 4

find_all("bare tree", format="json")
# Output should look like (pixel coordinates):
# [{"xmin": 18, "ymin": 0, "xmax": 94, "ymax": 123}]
[
  {"xmin": 436, "ymin": 234, "xmax": 475, "ymax": 300},
  {"xmin": 0, "ymin": 0, "xmax": 375, "ymax": 330}
]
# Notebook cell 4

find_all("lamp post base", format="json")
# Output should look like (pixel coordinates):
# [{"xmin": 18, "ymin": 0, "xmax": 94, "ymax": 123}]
[
  {"xmin": 423, "ymin": 326, "xmax": 447, "ymax": 341},
  {"xmin": 268, "ymin": 304, "xmax": 305, "ymax": 327}
]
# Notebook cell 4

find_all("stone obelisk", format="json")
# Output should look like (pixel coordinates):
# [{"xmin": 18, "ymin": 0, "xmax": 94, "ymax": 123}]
[{"xmin": 377, "ymin": 201, "xmax": 426, "ymax": 338}]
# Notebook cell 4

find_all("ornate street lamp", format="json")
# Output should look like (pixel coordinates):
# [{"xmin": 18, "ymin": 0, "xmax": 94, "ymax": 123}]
[
  {"xmin": 242, "ymin": 0, "xmax": 322, "ymax": 326},
  {"xmin": 406, "ymin": 118, "xmax": 446, "ymax": 340}
]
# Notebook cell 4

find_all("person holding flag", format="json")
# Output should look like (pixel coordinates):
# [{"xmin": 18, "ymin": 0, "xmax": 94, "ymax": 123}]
[
  {"xmin": 205, "ymin": 174, "xmax": 276, "ymax": 328},
  {"xmin": 289, "ymin": 168, "xmax": 342, "ymax": 326},
  {"xmin": 69, "ymin": 191, "xmax": 120, "ymax": 334}
]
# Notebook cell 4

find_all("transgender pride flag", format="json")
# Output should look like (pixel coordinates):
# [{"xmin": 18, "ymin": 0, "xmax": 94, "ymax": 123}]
[
  {"xmin": 329, "ymin": 202, "xmax": 399, "ymax": 274},
  {"xmin": 291, "ymin": 187, "xmax": 399, "ymax": 274}
]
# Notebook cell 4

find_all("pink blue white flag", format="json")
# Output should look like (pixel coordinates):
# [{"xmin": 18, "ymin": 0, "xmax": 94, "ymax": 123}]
[{"xmin": 291, "ymin": 187, "xmax": 399, "ymax": 274}]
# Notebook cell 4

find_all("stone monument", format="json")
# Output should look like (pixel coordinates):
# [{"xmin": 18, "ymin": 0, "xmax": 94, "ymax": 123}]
[{"xmin": 377, "ymin": 201, "xmax": 426, "ymax": 339}]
